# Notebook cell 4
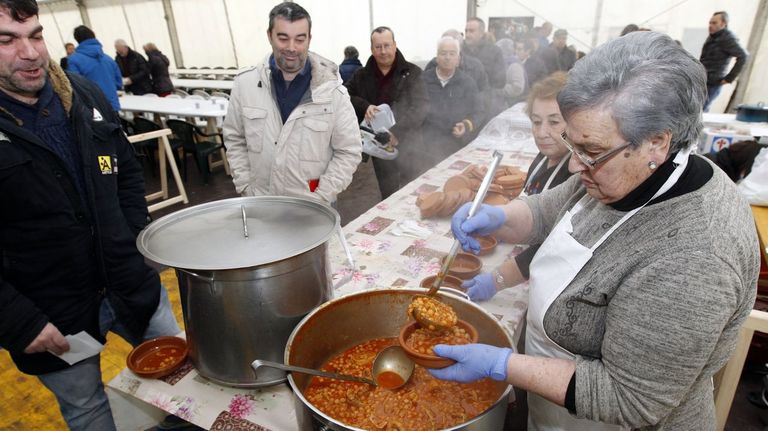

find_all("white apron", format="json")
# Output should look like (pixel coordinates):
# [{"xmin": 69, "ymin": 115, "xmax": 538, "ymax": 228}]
[
  {"xmin": 525, "ymin": 149, "xmax": 690, "ymax": 431},
  {"xmin": 523, "ymin": 155, "xmax": 570, "ymax": 196}
]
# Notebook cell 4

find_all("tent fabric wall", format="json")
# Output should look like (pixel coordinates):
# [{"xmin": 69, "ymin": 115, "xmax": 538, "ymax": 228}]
[
  {"xmin": 36, "ymin": 0, "xmax": 766, "ymax": 111},
  {"xmin": 171, "ymin": 0, "xmax": 234, "ymax": 67}
]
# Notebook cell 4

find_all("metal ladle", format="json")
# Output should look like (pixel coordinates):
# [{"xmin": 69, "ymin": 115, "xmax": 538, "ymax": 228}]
[
  {"xmin": 410, "ymin": 150, "xmax": 504, "ymax": 331},
  {"xmin": 251, "ymin": 345, "xmax": 414, "ymax": 390}
]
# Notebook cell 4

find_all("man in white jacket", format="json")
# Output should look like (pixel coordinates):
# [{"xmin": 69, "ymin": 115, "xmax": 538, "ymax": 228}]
[{"xmin": 223, "ymin": 2, "xmax": 361, "ymax": 204}]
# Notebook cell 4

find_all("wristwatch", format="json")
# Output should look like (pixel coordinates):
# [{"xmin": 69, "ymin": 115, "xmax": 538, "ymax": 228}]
[{"xmin": 492, "ymin": 268, "xmax": 506, "ymax": 288}]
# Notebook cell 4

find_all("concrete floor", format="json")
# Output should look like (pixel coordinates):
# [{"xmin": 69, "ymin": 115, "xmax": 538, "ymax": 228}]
[{"xmin": 1, "ymin": 156, "xmax": 766, "ymax": 430}]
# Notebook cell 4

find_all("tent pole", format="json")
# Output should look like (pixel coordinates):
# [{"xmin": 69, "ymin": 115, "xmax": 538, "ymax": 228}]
[
  {"xmin": 726, "ymin": 0, "xmax": 768, "ymax": 112},
  {"xmin": 75, "ymin": 0, "xmax": 90, "ymax": 28},
  {"xmin": 161, "ymin": 0, "xmax": 185, "ymax": 69}
]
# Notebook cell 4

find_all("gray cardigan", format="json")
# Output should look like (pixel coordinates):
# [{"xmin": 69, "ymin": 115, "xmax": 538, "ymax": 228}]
[{"xmin": 521, "ymin": 158, "xmax": 758, "ymax": 430}]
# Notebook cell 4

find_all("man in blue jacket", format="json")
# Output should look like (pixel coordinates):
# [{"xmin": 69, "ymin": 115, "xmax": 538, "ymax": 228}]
[
  {"xmin": 0, "ymin": 2, "xmax": 179, "ymax": 430},
  {"xmin": 66, "ymin": 25, "xmax": 123, "ymax": 111}
]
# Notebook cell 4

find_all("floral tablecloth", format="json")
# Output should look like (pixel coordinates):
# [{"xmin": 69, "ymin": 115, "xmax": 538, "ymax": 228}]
[{"xmin": 107, "ymin": 144, "xmax": 537, "ymax": 431}]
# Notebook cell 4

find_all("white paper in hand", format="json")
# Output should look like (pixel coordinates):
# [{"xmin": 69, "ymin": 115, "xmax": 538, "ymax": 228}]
[{"xmin": 49, "ymin": 331, "xmax": 105, "ymax": 365}]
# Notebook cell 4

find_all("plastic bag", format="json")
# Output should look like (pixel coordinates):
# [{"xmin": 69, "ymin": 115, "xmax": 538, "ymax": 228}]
[{"xmin": 738, "ymin": 147, "xmax": 768, "ymax": 206}]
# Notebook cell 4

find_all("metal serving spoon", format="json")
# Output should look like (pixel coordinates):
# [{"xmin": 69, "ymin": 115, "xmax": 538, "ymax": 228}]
[
  {"xmin": 409, "ymin": 150, "xmax": 504, "ymax": 331},
  {"xmin": 251, "ymin": 346, "xmax": 414, "ymax": 390}
]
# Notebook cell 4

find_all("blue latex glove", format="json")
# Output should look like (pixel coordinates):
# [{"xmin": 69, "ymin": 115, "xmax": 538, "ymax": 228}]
[
  {"xmin": 451, "ymin": 203, "xmax": 506, "ymax": 254},
  {"xmin": 428, "ymin": 344, "xmax": 514, "ymax": 383},
  {"xmin": 462, "ymin": 272, "xmax": 497, "ymax": 302}
]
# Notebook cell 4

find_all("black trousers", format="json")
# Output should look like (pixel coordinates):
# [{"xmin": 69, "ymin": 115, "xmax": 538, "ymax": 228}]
[{"xmin": 371, "ymin": 156, "xmax": 400, "ymax": 200}]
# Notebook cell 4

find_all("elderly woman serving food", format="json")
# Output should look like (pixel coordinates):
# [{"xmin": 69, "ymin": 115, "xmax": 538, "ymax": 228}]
[{"xmin": 432, "ymin": 31, "xmax": 759, "ymax": 430}]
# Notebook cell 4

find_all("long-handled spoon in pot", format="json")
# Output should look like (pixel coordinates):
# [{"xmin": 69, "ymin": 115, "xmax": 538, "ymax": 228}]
[
  {"xmin": 409, "ymin": 151, "xmax": 504, "ymax": 331},
  {"xmin": 251, "ymin": 345, "xmax": 414, "ymax": 390}
]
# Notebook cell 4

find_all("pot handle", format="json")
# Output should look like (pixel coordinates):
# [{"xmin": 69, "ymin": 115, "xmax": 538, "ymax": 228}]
[
  {"xmin": 333, "ymin": 226, "xmax": 356, "ymax": 290},
  {"xmin": 176, "ymin": 268, "xmax": 217, "ymax": 295}
]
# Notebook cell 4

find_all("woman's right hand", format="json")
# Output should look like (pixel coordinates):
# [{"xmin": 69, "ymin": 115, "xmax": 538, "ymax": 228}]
[{"xmin": 451, "ymin": 203, "xmax": 506, "ymax": 254}]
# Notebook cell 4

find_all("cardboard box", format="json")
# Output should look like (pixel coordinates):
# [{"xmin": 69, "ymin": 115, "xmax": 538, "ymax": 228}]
[{"xmin": 698, "ymin": 127, "xmax": 754, "ymax": 154}]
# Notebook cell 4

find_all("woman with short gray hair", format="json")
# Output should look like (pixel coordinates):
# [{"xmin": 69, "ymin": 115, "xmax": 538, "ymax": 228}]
[{"xmin": 436, "ymin": 31, "xmax": 758, "ymax": 430}]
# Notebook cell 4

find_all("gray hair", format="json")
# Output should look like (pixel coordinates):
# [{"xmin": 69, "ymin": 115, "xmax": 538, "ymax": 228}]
[
  {"xmin": 437, "ymin": 36, "xmax": 460, "ymax": 52},
  {"xmin": 557, "ymin": 31, "xmax": 706, "ymax": 152}
]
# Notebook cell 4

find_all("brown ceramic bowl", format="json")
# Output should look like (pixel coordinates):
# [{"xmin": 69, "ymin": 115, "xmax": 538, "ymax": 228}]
[
  {"xmin": 420, "ymin": 274, "xmax": 465, "ymax": 291},
  {"xmin": 473, "ymin": 235, "xmax": 498, "ymax": 256},
  {"xmin": 399, "ymin": 320, "xmax": 479, "ymax": 368},
  {"xmin": 483, "ymin": 192, "xmax": 509, "ymax": 206},
  {"xmin": 418, "ymin": 191, "xmax": 444, "ymax": 219},
  {"xmin": 441, "ymin": 252, "xmax": 482, "ymax": 280},
  {"xmin": 127, "ymin": 336, "xmax": 188, "ymax": 379},
  {"xmin": 444, "ymin": 175, "xmax": 472, "ymax": 193}
]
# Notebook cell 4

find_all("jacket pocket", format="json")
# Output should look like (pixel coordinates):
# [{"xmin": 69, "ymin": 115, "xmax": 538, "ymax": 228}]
[
  {"xmin": 0, "ymin": 143, "xmax": 32, "ymax": 180},
  {"xmin": 299, "ymin": 118, "xmax": 331, "ymax": 163},
  {"xmin": 242, "ymin": 107, "xmax": 268, "ymax": 153}
]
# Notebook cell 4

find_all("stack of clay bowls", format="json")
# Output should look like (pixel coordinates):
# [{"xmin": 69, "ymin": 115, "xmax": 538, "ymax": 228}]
[{"xmin": 417, "ymin": 164, "xmax": 527, "ymax": 219}]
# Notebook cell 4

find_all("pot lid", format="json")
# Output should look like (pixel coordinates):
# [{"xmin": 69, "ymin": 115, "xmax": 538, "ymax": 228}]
[
  {"xmin": 137, "ymin": 196, "xmax": 339, "ymax": 270},
  {"xmin": 738, "ymin": 102, "xmax": 768, "ymax": 111}
]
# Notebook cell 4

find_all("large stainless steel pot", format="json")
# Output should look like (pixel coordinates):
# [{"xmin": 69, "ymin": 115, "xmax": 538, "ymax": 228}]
[
  {"xmin": 285, "ymin": 288, "xmax": 515, "ymax": 430},
  {"xmin": 137, "ymin": 196, "xmax": 343, "ymax": 387}
]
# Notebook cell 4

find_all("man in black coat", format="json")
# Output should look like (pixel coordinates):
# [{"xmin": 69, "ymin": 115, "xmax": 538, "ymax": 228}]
[
  {"xmin": 0, "ymin": 2, "xmax": 179, "ymax": 429},
  {"xmin": 345, "ymin": 26, "xmax": 429, "ymax": 198},
  {"xmin": 114, "ymin": 38, "xmax": 153, "ymax": 95},
  {"xmin": 700, "ymin": 11, "xmax": 749, "ymax": 111},
  {"xmin": 421, "ymin": 37, "xmax": 485, "ymax": 175},
  {"xmin": 143, "ymin": 42, "xmax": 174, "ymax": 96}
]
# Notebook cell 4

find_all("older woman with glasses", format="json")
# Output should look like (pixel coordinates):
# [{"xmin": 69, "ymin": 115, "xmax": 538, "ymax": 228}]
[{"xmin": 434, "ymin": 31, "xmax": 758, "ymax": 431}]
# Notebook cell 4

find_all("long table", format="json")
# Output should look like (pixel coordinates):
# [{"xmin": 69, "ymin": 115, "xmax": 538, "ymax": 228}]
[
  {"xmin": 106, "ymin": 142, "xmax": 537, "ymax": 430},
  {"xmin": 171, "ymin": 78, "xmax": 234, "ymax": 91}
]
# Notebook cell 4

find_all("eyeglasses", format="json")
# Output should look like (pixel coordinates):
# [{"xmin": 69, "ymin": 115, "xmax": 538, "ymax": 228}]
[{"xmin": 558, "ymin": 132, "xmax": 633, "ymax": 169}]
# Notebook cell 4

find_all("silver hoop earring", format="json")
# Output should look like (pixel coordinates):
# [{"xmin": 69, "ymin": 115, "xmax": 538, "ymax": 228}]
[{"xmin": 648, "ymin": 161, "xmax": 657, "ymax": 170}]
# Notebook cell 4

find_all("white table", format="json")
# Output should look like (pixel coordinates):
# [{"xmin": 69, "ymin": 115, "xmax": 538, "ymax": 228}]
[
  {"xmin": 119, "ymin": 94, "xmax": 227, "ymax": 120},
  {"xmin": 702, "ymin": 112, "xmax": 768, "ymax": 138},
  {"xmin": 171, "ymin": 79, "xmax": 234, "ymax": 91},
  {"xmin": 171, "ymin": 68, "xmax": 240, "ymax": 76},
  {"xmin": 119, "ymin": 95, "xmax": 230, "ymax": 176},
  {"xmin": 128, "ymin": 129, "xmax": 188, "ymax": 213}
]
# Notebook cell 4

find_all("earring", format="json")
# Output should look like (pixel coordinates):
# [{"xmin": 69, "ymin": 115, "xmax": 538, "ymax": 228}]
[{"xmin": 648, "ymin": 161, "xmax": 657, "ymax": 170}]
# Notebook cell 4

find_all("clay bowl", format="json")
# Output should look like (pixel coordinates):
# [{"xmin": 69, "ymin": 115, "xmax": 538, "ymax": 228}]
[
  {"xmin": 420, "ymin": 274, "xmax": 465, "ymax": 291},
  {"xmin": 418, "ymin": 191, "xmax": 444, "ymax": 219},
  {"xmin": 441, "ymin": 252, "xmax": 482, "ymax": 280},
  {"xmin": 399, "ymin": 320, "xmax": 479, "ymax": 368},
  {"xmin": 444, "ymin": 175, "xmax": 472, "ymax": 193},
  {"xmin": 483, "ymin": 192, "xmax": 509, "ymax": 206},
  {"xmin": 127, "ymin": 336, "xmax": 188, "ymax": 379},
  {"xmin": 473, "ymin": 235, "xmax": 498, "ymax": 256}
]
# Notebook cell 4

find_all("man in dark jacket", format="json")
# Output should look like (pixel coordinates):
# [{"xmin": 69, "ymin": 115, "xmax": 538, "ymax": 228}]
[
  {"xmin": 143, "ymin": 42, "xmax": 174, "ymax": 96},
  {"xmin": 114, "ymin": 38, "xmax": 153, "ymax": 95},
  {"xmin": 541, "ymin": 29, "xmax": 576, "ymax": 73},
  {"xmin": 700, "ymin": 11, "xmax": 749, "ymax": 111},
  {"xmin": 463, "ymin": 17, "xmax": 505, "ymax": 89},
  {"xmin": 0, "ymin": 2, "xmax": 179, "ymax": 430},
  {"xmin": 339, "ymin": 45, "xmax": 362, "ymax": 83},
  {"xmin": 421, "ymin": 37, "xmax": 485, "ymax": 175},
  {"xmin": 345, "ymin": 26, "xmax": 428, "ymax": 198},
  {"xmin": 424, "ymin": 29, "xmax": 489, "ymax": 92},
  {"xmin": 66, "ymin": 25, "xmax": 123, "ymax": 111}
]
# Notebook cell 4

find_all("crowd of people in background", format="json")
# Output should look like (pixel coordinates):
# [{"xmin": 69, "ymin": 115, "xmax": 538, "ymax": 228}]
[{"xmin": 59, "ymin": 25, "xmax": 175, "ymax": 110}]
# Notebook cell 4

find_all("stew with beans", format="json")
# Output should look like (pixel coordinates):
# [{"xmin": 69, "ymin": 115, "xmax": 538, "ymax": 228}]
[
  {"xmin": 405, "ymin": 325, "xmax": 472, "ymax": 355},
  {"xmin": 305, "ymin": 338, "xmax": 500, "ymax": 431}
]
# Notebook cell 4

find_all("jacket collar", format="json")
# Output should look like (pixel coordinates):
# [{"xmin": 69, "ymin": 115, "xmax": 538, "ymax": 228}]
[{"xmin": 364, "ymin": 48, "xmax": 409, "ymax": 76}]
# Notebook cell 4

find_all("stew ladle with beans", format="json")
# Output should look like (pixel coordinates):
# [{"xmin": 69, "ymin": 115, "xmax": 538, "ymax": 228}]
[
  {"xmin": 408, "ymin": 151, "xmax": 504, "ymax": 332},
  {"xmin": 251, "ymin": 345, "xmax": 414, "ymax": 390}
]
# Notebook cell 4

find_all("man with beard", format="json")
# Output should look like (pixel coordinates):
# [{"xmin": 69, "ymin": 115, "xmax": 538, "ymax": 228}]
[
  {"xmin": 224, "ymin": 2, "xmax": 360, "ymax": 204},
  {"xmin": 0, "ymin": 1, "xmax": 180, "ymax": 430}
]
